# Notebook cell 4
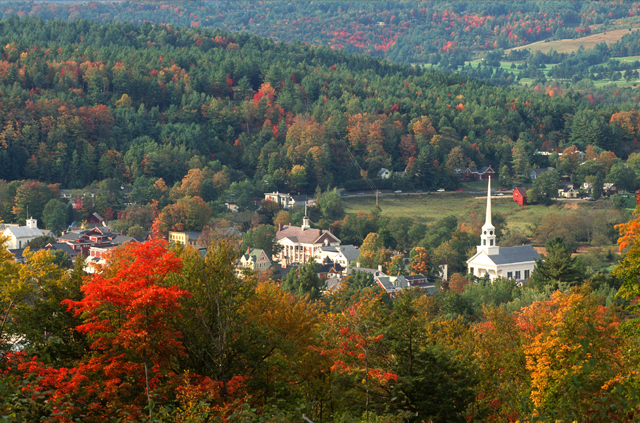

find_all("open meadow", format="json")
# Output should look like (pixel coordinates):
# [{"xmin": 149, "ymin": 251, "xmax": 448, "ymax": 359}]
[{"xmin": 342, "ymin": 192, "xmax": 580, "ymax": 233}]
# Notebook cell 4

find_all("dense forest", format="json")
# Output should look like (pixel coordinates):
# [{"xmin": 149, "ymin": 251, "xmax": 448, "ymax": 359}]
[{"xmin": 1, "ymin": 1, "xmax": 637, "ymax": 66}]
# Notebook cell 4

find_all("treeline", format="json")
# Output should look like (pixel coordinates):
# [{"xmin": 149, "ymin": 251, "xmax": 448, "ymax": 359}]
[{"xmin": 0, "ymin": 1, "xmax": 636, "ymax": 67}]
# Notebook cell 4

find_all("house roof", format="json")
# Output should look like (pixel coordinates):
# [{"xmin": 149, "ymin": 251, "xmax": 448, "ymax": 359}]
[
  {"xmin": 110, "ymin": 235, "xmax": 137, "ymax": 245},
  {"xmin": 513, "ymin": 187, "xmax": 528, "ymax": 197},
  {"xmin": 243, "ymin": 248, "xmax": 270, "ymax": 262},
  {"xmin": 377, "ymin": 168, "xmax": 390, "ymax": 176},
  {"xmin": 488, "ymin": 245, "xmax": 540, "ymax": 265},
  {"xmin": 46, "ymin": 243, "xmax": 77, "ymax": 256},
  {"xmin": 531, "ymin": 167, "xmax": 554, "ymax": 176},
  {"xmin": 3, "ymin": 226, "xmax": 43, "ymax": 239},
  {"xmin": 276, "ymin": 225, "xmax": 340, "ymax": 245},
  {"xmin": 318, "ymin": 262, "xmax": 344, "ymax": 274},
  {"xmin": 477, "ymin": 166, "xmax": 494, "ymax": 174},
  {"xmin": 405, "ymin": 274, "xmax": 427, "ymax": 281}
]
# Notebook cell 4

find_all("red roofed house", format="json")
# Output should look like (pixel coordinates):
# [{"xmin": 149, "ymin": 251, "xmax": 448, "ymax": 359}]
[
  {"xmin": 513, "ymin": 187, "xmax": 527, "ymax": 206},
  {"xmin": 275, "ymin": 216, "xmax": 340, "ymax": 265}
]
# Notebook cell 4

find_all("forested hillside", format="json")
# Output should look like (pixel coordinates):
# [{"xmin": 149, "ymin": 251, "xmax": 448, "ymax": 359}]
[
  {"xmin": 1, "ymin": 1, "xmax": 637, "ymax": 65},
  {"xmin": 0, "ymin": 16, "xmax": 636, "ymax": 194}
]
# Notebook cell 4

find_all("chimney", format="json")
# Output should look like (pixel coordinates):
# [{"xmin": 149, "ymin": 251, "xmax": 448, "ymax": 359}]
[
  {"xmin": 356, "ymin": 262, "xmax": 360, "ymax": 267},
  {"xmin": 378, "ymin": 265, "xmax": 382, "ymax": 272},
  {"xmin": 278, "ymin": 223, "xmax": 282, "ymax": 231},
  {"xmin": 247, "ymin": 246, "xmax": 251, "ymax": 254}
]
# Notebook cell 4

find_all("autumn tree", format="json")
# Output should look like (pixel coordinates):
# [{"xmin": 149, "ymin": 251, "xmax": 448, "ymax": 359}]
[{"xmin": 63, "ymin": 240, "xmax": 188, "ymax": 416}]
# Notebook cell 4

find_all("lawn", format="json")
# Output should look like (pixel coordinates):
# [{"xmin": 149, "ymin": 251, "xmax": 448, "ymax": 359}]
[{"xmin": 342, "ymin": 192, "xmax": 578, "ymax": 233}]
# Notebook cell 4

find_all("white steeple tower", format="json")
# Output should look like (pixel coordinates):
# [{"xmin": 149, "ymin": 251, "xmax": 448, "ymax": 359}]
[{"xmin": 478, "ymin": 176, "xmax": 499, "ymax": 255}]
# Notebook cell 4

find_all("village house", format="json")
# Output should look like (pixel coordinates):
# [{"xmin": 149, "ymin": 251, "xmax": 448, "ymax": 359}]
[
  {"xmin": 558, "ymin": 185, "xmax": 578, "ymax": 198},
  {"xmin": 1, "ymin": 218, "xmax": 44, "ymax": 249},
  {"xmin": 530, "ymin": 167, "xmax": 555, "ymax": 181},
  {"xmin": 263, "ymin": 192, "xmax": 309, "ymax": 210},
  {"xmin": 274, "ymin": 215, "xmax": 341, "ymax": 264},
  {"xmin": 168, "ymin": 231, "xmax": 203, "ymax": 247},
  {"xmin": 467, "ymin": 178, "xmax": 540, "ymax": 282},
  {"xmin": 513, "ymin": 187, "xmax": 528, "ymax": 206},
  {"xmin": 377, "ymin": 168, "xmax": 391, "ymax": 179},
  {"xmin": 237, "ymin": 248, "xmax": 272, "ymax": 275},
  {"xmin": 314, "ymin": 245, "xmax": 360, "ymax": 275}
]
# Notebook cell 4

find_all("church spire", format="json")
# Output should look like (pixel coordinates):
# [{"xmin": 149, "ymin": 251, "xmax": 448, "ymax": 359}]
[
  {"xmin": 478, "ymin": 175, "xmax": 499, "ymax": 255},
  {"xmin": 485, "ymin": 176, "xmax": 492, "ymax": 227}
]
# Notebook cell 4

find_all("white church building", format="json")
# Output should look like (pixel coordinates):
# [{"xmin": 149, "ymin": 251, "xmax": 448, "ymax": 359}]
[
  {"xmin": 1, "ymin": 218, "xmax": 44, "ymax": 250},
  {"xmin": 467, "ymin": 178, "xmax": 540, "ymax": 282}
]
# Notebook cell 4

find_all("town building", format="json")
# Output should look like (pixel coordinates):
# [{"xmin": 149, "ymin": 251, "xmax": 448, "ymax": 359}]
[
  {"xmin": 467, "ymin": 178, "xmax": 540, "ymax": 282},
  {"xmin": 237, "ymin": 248, "xmax": 272, "ymax": 275},
  {"xmin": 275, "ymin": 216, "xmax": 340, "ymax": 264},
  {"xmin": 168, "ymin": 231, "xmax": 203, "ymax": 247},
  {"xmin": 513, "ymin": 187, "xmax": 528, "ymax": 206},
  {"xmin": 314, "ymin": 245, "xmax": 360, "ymax": 275},
  {"xmin": 1, "ymin": 218, "xmax": 44, "ymax": 249},
  {"xmin": 263, "ymin": 192, "xmax": 309, "ymax": 210}
]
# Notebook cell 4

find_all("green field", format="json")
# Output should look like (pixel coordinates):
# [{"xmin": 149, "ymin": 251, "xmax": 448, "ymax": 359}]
[{"xmin": 343, "ymin": 193, "xmax": 579, "ymax": 233}]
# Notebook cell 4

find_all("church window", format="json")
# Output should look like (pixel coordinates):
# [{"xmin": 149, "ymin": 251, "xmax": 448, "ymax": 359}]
[
  {"xmin": 490, "ymin": 231, "xmax": 493, "ymax": 235},
  {"xmin": 507, "ymin": 271, "xmax": 513, "ymax": 279},
  {"xmin": 483, "ymin": 239, "xmax": 486, "ymax": 245},
  {"xmin": 515, "ymin": 271, "xmax": 521, "ymax": 280},
  {"xmin": 525, "ymin": 269, "xmax": 530, "ymax": 279},
  {"xmin": 483, "ymin": 231, "xmax": 486, "ymax": 235},
  {"xmin": 490, "ymin": 239, "xmax": 494, "ymax": 246}
]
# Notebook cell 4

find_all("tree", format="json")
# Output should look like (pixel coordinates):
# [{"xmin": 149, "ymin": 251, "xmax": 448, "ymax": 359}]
[
  {"xmin": 529, "ymin": 237, "xmax": 585, "ymax": 290},
  {"xmin": 449, "ymin": 273, "xmax": 469, "ymax": 293},
  {"xmin": 607, "ymin": 162, "xmax": 637, "ymax": 193},
  {"xmin": 530, "ymin": 169, "xmax": 560, "ymax": 204},
  {"xmin": 281, "ymin": 261, "xmax": 325, "ymax": 301},
  {"xmin": 242, "ymin": 225, "xmax": 279, "ymax": 257},
  {"xmin": 174, "ymin": 240, "xmax": 256, "ymax": 399},
  {"xmin": 42, "ymin": 198, "xmax": 67, "ymax": 233},
  {"xmin": 409, "ymin": 247, "xmax": 429, "ymax": 275},
  {"xmin": 63, "ymin": 240, "xmax": 188, "ymax": 415},
  {"xmin": 26, "ymin": 235, "xmax": 57, "ymax": 248}
]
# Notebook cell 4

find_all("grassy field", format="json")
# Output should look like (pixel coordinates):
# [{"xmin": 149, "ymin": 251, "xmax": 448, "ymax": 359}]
[
  {"xmin": 505, "ymin": 28, "xmax": 637, "ymax": 55},
  {"xmin": 343, "ymin": 193, "xmax": 578, "ymax": 233}
]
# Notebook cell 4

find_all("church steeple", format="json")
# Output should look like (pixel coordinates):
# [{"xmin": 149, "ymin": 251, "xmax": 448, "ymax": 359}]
[{"xmin": 478, "ymin": 176, "xmax": 499, "ymax": 255}]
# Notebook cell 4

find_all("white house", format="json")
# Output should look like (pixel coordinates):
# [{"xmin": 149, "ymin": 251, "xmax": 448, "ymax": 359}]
[
  {"xmin": 263, "ymin": 192, "xmax": 309, "ymax": 210},
  {"xmin": 314, "ymin": 245, "xmax": 360, "ymax": 275},
  {"xmin": 237, "ymin": 248, "xmax": 271, "ymax": 275},
  {"xmin": 467, "ymin": 178, "xmax": 540, "ymax": 282},
  {"xmin": 1, "ymin": 218, "xmax": 44, "ymax": 250},
  {"xmin": 275, "ymin": 216, "xmax": 340, "ymax": 264},
  {"xmin": 377, "ymin": 168, "xmax": 391, "ymax": 179}
]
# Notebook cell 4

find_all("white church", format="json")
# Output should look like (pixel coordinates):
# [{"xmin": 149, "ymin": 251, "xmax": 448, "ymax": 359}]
[{"xmin": 467, "ymin": 178, "xmax": 540, "ymax": 282}]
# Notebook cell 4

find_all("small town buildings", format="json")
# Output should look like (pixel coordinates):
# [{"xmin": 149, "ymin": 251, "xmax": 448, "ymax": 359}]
[
  {"xmin": 317, "ymin": 257, "xmax": 345, "ymax": 279},
  {"xmin": 1, "ymin": 218, "xmax": 44, "ymax": 249},
  {"xmin": 530, "ymin": 167, "xmax": 555, "ymax": 181},
  {"xmin": 86, "ymin": 212, "xmax": 106, "ymax": 228},
  {"xmin": 263, "ymin": 192, "xmax": 309, "ymax": 210},
  {"xmin": 558, "ymin": 185, "xmax": 578, "ymax": 198},
  {"xmin": 275, "ymin": 216, "xmax": 340, "ymax": 264},
  {"xmin": 513, "ymin": 187, "xmax": 528, "ymax": 206},
  {"xmin": 237, "ymin": 248, "xmax": 272, "ymax": 275},
  {"xmin": 467, "ymin": 178, "xmax": 540, "ymax": 282},
  {"xmin": 168, "ymin": 231, "xmax": 203, "ymax": 247},
  {"xmin": 377, "ymin": 168, "xmax": 391, "ymax": 179},
  {"xmin": 314, "ymin": 245, "xmax": 360, "ymax": 275},
  {"xmin": 603, "ymin": 183, "xmax": 618, "ymax": 196}
]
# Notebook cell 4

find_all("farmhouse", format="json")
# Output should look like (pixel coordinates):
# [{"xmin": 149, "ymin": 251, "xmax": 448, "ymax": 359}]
[{"xmin": 467, "ymin": 178, "xmax": 540, "ymax": 282}]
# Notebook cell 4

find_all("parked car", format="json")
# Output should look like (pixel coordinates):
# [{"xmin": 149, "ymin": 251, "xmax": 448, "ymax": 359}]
[
  {"xmin": 340, "ymin": 193, "xmax": 348, "ymax": 197},
  {"xmin": 357, "ymin": 192, "xmax": 365, "ymax": 196},
  {"xmin": 414, "ymin": 190, "xmax": 422, "ymax": 193},
  {"xmin": 437, "ymin": 188, "xmax": 445, "ymax": 192},
  {"xmin": 394, "ymin": 190, "xmax": 402, "ymax": 194},
  {"xmin": 456, "ymin": 189, "xmax": 463, "ymax": 192}
]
